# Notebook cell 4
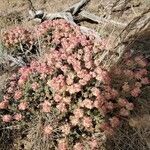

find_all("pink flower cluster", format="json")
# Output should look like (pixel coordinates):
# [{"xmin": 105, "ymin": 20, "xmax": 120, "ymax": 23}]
[
  {"xmin": 2, "ymin": 113, "xmax": 23, "ymax": 123},
  {"xmin": 2, "ymin": 27, "xmax": 33, "ymax": 47},
  {"xmin": 47, "ymin": 75, "xmax": 65, "ymax": 92},
  {"xmin": 0, "ymin": 19, "xmax": 149, "ymax": 149},
  {"xmin": 113, "ymin": 52, "xmax": 149, "ymax": 99}
]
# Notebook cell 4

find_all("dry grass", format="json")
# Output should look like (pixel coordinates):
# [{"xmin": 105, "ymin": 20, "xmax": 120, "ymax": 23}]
[
  {"xmin": 106, "ymin": 84, "xmax": 150, "ymax": 150},
  {"xmin": 0, "ymin": 127, "xmax": 20, "ymax": 150},
  {"xmin": 106, "ymin": 27, "xmax": 150, "ymax": 149},
  {"xmin": 106, "ymin": 122, "xmax": 150, "ymax": 150}
]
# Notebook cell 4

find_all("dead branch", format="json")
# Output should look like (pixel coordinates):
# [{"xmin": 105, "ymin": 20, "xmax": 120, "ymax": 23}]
[
  {"xmin": 28, "ymin": 0, "xmax": 150, "ymax": 71},
  {"xmin": 80, "ymin": 26, "xmax": 101, "ymax": 39},
  {"xmin": 45, "ymin": 12, "xmax": 75, "ymax": 25},
  {"xmin": 80, "ymin": 10, "xmax": 127, "ymax": 27},
  {"xmin": 65, "ymin": 0, "xmax": 90, "ymax": 15},
  {"xmin": 29, "ymin": 0, "xmax": 127, "ymax": 29},
  {"xmin": 27, "ymin": 0, "xmax": 36, "ymax": 12},
  {"xmin": 5, "ymin": 54, "xmax": 25, "ymax": 67},
  {"xmin": 29, "ymin": 8, "xmax": 102, "ymax": 38},
  {"xmin": 119, "ymin": 8, "xmax": 150, "ymax": 43}
]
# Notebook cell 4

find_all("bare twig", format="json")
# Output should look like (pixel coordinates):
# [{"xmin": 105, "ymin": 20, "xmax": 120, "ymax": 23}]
[
  {"xmin": 5, "ymin": 54, "xmax": 25, "ymax": 66},
  {"xmin": 65, "ymin": 0, "xmax": 90, "ymax": 15},
  {"xmin": 29, "ymin": 0, "xmax": 90, "ymax": 21},
  {"xmin": 27, "ymin": 0, "xmax": 36, "ymax": 12}
]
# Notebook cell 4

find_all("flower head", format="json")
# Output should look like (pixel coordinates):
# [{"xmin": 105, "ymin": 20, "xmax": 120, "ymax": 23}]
[
  {"xmin": 18, "ymin": 102, "xmax": 28, "ymax": 110},
  {"xmin": 60, "ymin": 124, "xmax": 71, "ymax": 135},
  {"xmin": 81, "ymin": 99, "xmax": 93, "ymax": 109},
  {"xmin": 13, "ymin": 113, "xmax": 23, "ymax": 121},
  {"xmin": 70, "ymin": 116, "xmax": 79, "ymax": 126},
  {"xmin": 0, "ymin": 100, "xmax": 9, "ymax": 109},
  {"xmin": 58, "ymin": 139, "xmax": 68, "ymax": 150},
  {"xmin": 2, "ymin": 115, "xmax": 12, "ymax": 123},
  {"xmin": 82, "ymin": 116, "xmax": 93, "ymax": 128},
  {"xmin": 73, "ymin": 108, "xmax": 84, "ymax": 118},
  {"xmin": 14, "ymin": 90, "xmax": 22, "ymax": 100},
  {"xmin": 89, "ymin": 139, "xmax": 98, "ymax": 149},
  {"xmin": 56, "ymin": 103, "xmax": 66, "ymax": 113},
  {"xmin": 41, "ymin": 100, "xmax": 51, "ymax": 113},
  {"xmin": 73, "ymin": 143, "xmax": 83, "ymax": 150},
  {"xmin": 109, "ymin": 116, "xmax": 120, "ymax": 128},
  {"xmin": 43, "ymin": 125, "xmax": 53, "ymax": 135},
  {"xmin": 120, "ymin": 108, "xmax": 130, "ymax": 117},
  {"xmin": 31, "ymin": 82, "xmax": 39, "ymax": 91},
  {"xmin": 131, "ymin": 87, "xmax": 141, "ymax": 97}
]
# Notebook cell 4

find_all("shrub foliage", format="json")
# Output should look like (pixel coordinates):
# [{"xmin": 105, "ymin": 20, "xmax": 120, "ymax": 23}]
[{"xmin": 0, "ymin": 19, "xmax": 149, "ymax": 150}]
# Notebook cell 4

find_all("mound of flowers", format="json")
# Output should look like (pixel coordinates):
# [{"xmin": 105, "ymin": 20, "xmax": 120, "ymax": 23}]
[
  {"xmin": 0, "ymin": 19, "xmax": 149, "ymax": 150},
  {"xmin": 2, "ymin": 19, "xmax": 107, "ymax": 63}
]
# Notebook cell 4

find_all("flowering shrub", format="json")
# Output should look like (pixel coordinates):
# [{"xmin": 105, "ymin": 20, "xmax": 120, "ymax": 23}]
[
  {"xmin": 2, "ymin": 27, "xmax": 33, "ymax": 47},
  {"xmin": 0, "ymin": 19, "xmax": 149, "ymax": 149},
  {"xmin": 2, "ymin": 27, "xmax": 33, "ymax": 57},
  {"xmin": 2, "ymin": 19, "xmax": 107, "ymax": 64},
  {"xmin": 112, "ymin": 52, "xmax": 149, "ymax": 98}
]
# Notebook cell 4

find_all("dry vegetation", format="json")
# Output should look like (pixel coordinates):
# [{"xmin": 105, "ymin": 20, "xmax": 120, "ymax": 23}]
[{"xmin": 0, "ymin": 0, "xmax": 150, "ymax": 150}]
